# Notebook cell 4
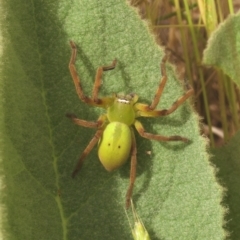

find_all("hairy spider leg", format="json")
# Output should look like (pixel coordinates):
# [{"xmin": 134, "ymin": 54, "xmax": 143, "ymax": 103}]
[
  {"xmin": 148, "ymin": 54, "xmax": 168, "ymax": 110},
  {"xmin": 134, "ymin": 120, "xmax": 188, "ymax": 142},
  {"xmin": 126, "ymin": 129, "xmax": 137, "ymax": 208},
  {"xmin": 134, "ymin": 51, "xmax": 193, "ymax": 114},
  {"xmin": 71, "ymin": 129, "xmax": 104, "ymax": 178},
  {"xmin": 134, "ymin": 88, "xmax": 193, "ymax": 143},
  {"xmin": 136, "ymin": 88, "xmax": 194, "ymax": 117},
  {"xmin": 66, "ymin": 114, "xmax": 107, "ymax": 177},
  {"xmin": 92, "ymin": 58, "xmax": 117, "ymax": 103},
  {"xmin": 69, "ymin": 41, "xmax": 116, "ymax": 107},
  {"xmin": 66, "ymin": 113, "xmax": 107, "ymax": 128}
]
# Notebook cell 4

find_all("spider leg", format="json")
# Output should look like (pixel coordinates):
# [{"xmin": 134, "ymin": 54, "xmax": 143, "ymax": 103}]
[
  {"xmin": 66, "ymin": 113, "xmax": 107, "ymax": 176},
  {"xmin": 66, "ymin": 113, "xmax": 107, "ymax": 128},
  {"xmin": 134, "ymin": 120, "xmax": 188, "ymax": 142},
  {"xmin": 92, "ymin": 59, "xmax": 117, "ymax": 103},
  {"xmin": 148, "ymin": 54, "xmax": 168, "ymax": 110},
  {"xmin": 72, "ymin": 129, "xmax": 104, "ymax": 178},
  {"xmin": 136, "ymin": 88, "xmax": 193, "ymax": 117},
  {"xmin": 126, "ymin": 129, "xmax": 137, "ymax": 208},
  {"xmin": 69, "ymin": 41, "xmax": 91, "ymax": 104},
  {"xmin": 69, "ymin": 41, "xmax": 116, "ymax": 108}
]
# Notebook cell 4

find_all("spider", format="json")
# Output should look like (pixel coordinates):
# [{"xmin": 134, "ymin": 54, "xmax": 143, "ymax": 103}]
[{"xmin": 67, "ymin": 41, "xmax": 193, "ymax": 208}]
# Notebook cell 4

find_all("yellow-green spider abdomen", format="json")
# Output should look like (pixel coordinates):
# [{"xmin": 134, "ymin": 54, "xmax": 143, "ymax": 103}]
[{"xmin": 98, "ymin": 122, "xmax": 132, "ymax": 171}]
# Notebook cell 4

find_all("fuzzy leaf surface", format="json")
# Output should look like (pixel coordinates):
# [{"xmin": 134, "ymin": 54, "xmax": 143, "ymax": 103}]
[
  {"xmin": 0, "ymin": 0, "xmax": 225, "ymax": 239},
  {"xmin": 211, "ymin": 130, "xmax": 240, "ymax": 240}
]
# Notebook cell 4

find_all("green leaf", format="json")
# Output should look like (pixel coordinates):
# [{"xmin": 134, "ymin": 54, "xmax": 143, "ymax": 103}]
[
  {"xmin": 203, "ymin": 12, "xmax": 240, "ymax": 87},
  {"xmin": 0, "ymin": 0, "xmax": 225, "ymax": 239},
  {"xmin": 211, "ymin": 130, "xmax": 240, "ymax": 240}
]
